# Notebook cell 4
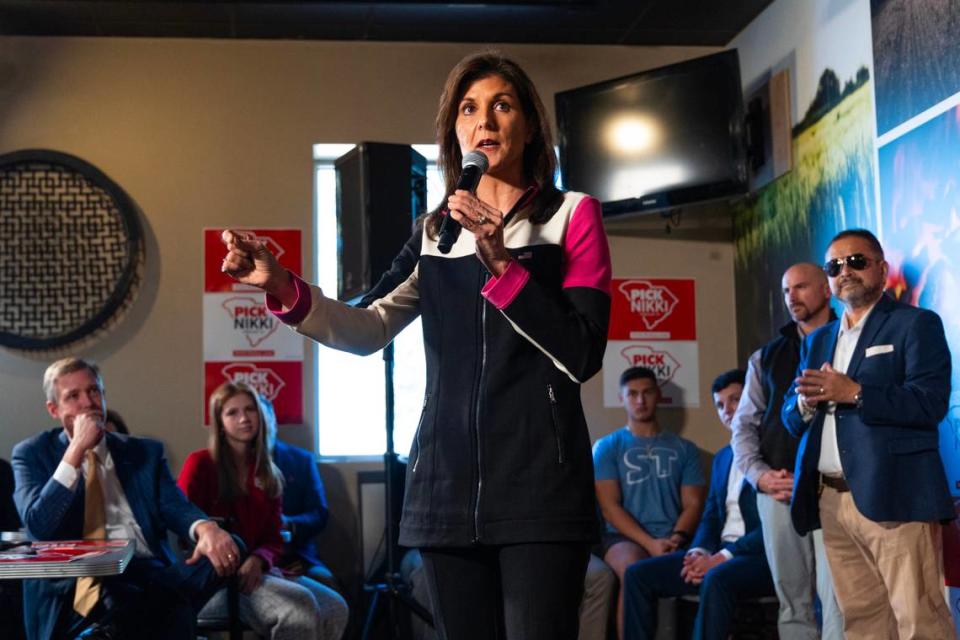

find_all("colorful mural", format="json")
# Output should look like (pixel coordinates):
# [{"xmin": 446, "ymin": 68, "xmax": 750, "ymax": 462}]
[
  {"xmin": 732, "ymin": 67, "xmax": 876, "ymax": 354},
  {"xmin": 736, "ymin": 0, "xmax": 960, "ymax": 629},
  {"xmin": 871, "ymin": 0, "xmax": 960, "ymax": 136},
  {"xmin": 878, "ymin": 105, "xmax": 960, "ymax": 498}
]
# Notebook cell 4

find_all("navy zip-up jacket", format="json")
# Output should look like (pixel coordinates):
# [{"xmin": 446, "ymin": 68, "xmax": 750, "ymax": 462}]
[{"xmin": 268, "ymin": 189, "xmax": 612, "ymax": 547}]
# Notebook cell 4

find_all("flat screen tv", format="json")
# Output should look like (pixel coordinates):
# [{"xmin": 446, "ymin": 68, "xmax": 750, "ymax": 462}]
[{"xmin": 556, "ymin": 49, "xmax": 747, "ymax": 216}]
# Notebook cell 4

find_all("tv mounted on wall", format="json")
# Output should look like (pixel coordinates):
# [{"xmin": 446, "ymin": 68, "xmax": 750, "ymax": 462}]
[{"xmin": 556, "ymin": 49, "xmax": 747, "ymax": 216}]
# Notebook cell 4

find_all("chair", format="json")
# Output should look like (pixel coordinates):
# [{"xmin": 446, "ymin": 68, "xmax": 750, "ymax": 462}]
[
  {"xmin": 674, "ymin": 594, "xmax": 780, "ymax": 639},
  {"xmin": 169, "ymin": 522, "xmax": 253, "ymax": 640},
  {"xmin": 195, "ymin": 575, "xmax": 251, "ymax": 640}
]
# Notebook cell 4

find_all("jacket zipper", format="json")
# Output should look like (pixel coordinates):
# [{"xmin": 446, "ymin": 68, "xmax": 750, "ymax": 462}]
[
  {"xmin": 411, "ymin": 393, "xmax": 430, "ymax": 473},
  {"xmin": 548, "ymin": 384, "xmax": 566, "ymax": 464},
  {"xmin": 473, "ymin": 274, "xmax": 488, "ymax": 543}
]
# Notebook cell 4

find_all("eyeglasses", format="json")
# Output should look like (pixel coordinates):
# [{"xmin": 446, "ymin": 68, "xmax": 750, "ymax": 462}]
[{"xmin": 823, "ymin": 253, "xmax": 875, "ymax": 277}]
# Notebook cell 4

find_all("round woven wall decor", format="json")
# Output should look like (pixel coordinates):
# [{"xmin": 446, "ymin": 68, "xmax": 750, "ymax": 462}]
[{"xmin": 0, "ymin": 149, "xmax": 144, "ymax": 350}]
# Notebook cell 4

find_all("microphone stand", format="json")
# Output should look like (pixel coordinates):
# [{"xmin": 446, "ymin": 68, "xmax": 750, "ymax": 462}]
[{"xmin": 361, "ymin": 342, "xmax": 434, "ymax": 640}]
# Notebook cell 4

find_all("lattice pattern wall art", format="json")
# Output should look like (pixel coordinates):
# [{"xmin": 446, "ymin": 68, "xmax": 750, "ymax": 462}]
[{"xmin": 0, "ymin": 149, "xmax": 144, "ymax": 350}]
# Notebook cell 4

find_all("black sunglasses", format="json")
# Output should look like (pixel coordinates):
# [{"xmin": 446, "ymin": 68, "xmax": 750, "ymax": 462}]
[{"xmin": 823, "ymin": 253, "xmax": 874, "ymax": 277}]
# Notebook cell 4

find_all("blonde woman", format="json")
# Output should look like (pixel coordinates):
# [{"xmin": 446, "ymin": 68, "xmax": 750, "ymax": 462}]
[{"xmin": 178, "ymin": 382, "xmax": 347, "ymax": 640}]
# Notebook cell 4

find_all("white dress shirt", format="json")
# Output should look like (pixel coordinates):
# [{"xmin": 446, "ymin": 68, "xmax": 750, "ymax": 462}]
[
  {"xmin": 815, "ymin": 303, "xmax": 877, "ymax": 476},
  {"xmin": 719, "ymin": 462, "xmax": 746, "ymax": 544},
  {"xmin": 53, "ymin": 437, "xmax": 154, "ymax": 557},
  {"xmin": 688, "ymin": 461, "xmax": 745, "ymax": 560}
]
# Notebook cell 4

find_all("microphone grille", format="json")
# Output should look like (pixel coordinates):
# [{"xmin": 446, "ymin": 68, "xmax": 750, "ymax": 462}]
[{"xmin": 462, "ymin": 150, "xmax": 489, "ymax": 173}]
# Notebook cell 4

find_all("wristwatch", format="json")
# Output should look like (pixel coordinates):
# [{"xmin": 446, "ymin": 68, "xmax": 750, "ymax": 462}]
[
  {"xmin": 671, "ymin": 530, "xmax": 691, "ymax": 544},
  {"xmin": 853, "ymin": 390, "xmax": 863, "ymax": 408}
]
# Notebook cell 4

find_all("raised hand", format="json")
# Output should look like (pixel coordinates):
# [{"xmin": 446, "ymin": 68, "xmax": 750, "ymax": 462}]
[
  {"xmin": 446, "ymin": 190, "xmax": 512, "ymax": 277},
  {"xmin": 795, "ymin": 362, "xmax": 861, "ymax": 406},
  {"xmin": 63, "ymin": 412, "xmax": 104, "ymax": 469},
  {"xmin": 220, "ymin": 229, "xmax": 296, "ymax": 306}
]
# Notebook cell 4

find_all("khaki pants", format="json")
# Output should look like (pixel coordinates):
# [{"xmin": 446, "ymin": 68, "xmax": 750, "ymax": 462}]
[{"xmin": 819, "ymin": 485, "xmax": 954, "ymax": 640}]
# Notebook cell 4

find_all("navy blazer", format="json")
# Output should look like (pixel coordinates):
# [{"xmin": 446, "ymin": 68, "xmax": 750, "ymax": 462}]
[
  {"xmin": 273, "ymin": 440, "xmax": 329, "ymax": 567},
  {"xmin": 782, "ymin": 295, "xmax": 954, "ymax": 534},
  {"xmin": 12, "ymin": 429, "xmax": 207, "ymax": 640},
  {"xmin": 690, "ymin": 445, "xmax": 765, "ymax": 558}
]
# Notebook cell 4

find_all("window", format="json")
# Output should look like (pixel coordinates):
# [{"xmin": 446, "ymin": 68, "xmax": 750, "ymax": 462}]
[{"xmin": 313, "ymin": 144, "xmax": 443, "ymax": 458}]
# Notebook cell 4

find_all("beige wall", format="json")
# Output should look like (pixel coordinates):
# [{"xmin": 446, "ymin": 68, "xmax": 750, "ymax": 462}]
[
  {"xmin": 0, "ymin": 36, "xmax": 733, "ymax": 594},
  {"xmin": 583, "ymin": 234, "xmax": 739, "ymax": 454}
]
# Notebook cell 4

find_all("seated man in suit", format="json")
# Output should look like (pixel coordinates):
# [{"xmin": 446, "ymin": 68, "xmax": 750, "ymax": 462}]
[
  {"xmin": 12, "ymin": 357, "xmax": 241, "ymax": 640},
  {"xmin": 622, "ymin": 370, "xmax": 774, "ymax": 640}
]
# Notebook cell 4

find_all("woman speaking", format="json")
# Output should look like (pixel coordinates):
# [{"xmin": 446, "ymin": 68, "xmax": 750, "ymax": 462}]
[{"xmin": 221, "ymin": 51, "xmax": 611, "ymax": 639}]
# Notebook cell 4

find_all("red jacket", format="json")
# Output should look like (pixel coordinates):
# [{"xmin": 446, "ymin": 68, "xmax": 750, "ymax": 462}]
[{"xmin": 178, "ymin": 448, "xmax": 283, "ymax": 570}]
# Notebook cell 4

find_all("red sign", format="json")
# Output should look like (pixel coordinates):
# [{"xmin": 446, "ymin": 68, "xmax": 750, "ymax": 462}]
[
  {"xmin": 204, "ymin": 228, "xmax": 303, "ymax": 293},
  {"xmin": 609, "ymin": 278, "xmax": 696, "ymax": 341},
  {"xmin": 204, "ymin": 361, "xmax": 303, "ymax": 424}
]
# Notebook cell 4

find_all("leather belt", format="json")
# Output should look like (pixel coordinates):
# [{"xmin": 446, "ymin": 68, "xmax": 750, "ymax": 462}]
[{"xmin": 821, "ymin": 475, "xmax": 850, "ymax": 492}]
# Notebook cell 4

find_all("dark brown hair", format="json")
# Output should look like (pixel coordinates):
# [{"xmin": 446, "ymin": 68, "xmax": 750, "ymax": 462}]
[
  {"xmin": 427, "ymin": 51, "xmax": 562, "ymax": 236},
  {"xmin": 619, "ymin": 366, "xmax": 658, "ymax": 388}
]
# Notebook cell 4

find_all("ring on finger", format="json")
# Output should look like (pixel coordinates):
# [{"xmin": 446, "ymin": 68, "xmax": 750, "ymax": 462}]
[
  {"xmin": 477, "ymin": 214, "xmax": 487, "ymax": 225},
  {"xmin": 818, "ymin": 386, "xmax": 824, "ymax": 395}
]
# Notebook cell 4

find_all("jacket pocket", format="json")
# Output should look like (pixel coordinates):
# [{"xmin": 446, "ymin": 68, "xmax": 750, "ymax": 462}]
[
  {"xmin": 411, "ymin": 393, "xmax": 432, "ymax": 472},
  {"xmin": 547, "ymin": 384, "xmax": 566, "ymax": 464}
]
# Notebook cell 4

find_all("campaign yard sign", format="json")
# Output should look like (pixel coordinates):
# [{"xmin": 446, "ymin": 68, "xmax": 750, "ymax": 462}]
[
  {"xmin": 604, "ymin": 278, "xmax": 699, "ymax": 408},
  {"xmin": 203, "ymin": 228, "xmax": 304, "ymax": 424}
]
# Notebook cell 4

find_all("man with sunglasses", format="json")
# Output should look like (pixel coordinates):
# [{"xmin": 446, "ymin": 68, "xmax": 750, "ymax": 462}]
[
  {"xmin": 731, "ymin": 262, "xmax": 842, "ymax": 640},
  {"xmin": 782, "ymin": 229, "xmax": 954, "ymax": 639}
]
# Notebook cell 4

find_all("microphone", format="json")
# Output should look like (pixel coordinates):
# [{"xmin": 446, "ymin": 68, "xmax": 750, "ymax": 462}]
[{"xmin": 437, "ymin": 150, "xmax": 489, "ymax": 254}]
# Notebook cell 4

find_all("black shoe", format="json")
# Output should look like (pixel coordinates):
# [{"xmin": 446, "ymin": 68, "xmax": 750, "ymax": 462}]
[{"xmin": 75, "ymin": 621, "xmax": 120, "ymax": 640}]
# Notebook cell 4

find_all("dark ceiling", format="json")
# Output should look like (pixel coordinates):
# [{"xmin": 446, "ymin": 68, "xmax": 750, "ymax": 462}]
[{"xmin": 0, "ymin": 1, "xmax": 772, "ymax": 46}]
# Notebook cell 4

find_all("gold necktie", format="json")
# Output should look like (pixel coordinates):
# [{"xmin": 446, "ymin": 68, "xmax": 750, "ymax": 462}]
[{"xmin": 73, "ymin": 449, "xmax": 105, "ymax": 617}]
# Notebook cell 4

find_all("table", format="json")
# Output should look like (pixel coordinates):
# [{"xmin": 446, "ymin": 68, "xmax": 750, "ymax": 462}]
[{"xmin": 0, "ymin": 538, "xmax": 134, "ymax": 580}]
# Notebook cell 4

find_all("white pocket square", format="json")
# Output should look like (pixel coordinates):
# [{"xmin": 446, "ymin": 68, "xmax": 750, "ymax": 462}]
[{"xmin": 865, "ymin": 344, "xmax": 894, "ymax": 357}]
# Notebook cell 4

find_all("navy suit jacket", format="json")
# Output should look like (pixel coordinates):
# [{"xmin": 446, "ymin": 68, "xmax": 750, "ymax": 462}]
[
  {"xmin": 12, "ymin": 429, "xmax": 207, "ymax": 640},
  {"xmin": 690, "ymin": 445, "xmax": 765, "ymax": 558},
  {"xmin": 273, "ymin": 440, "xmax": 329, "ymax": 567},
  {"xmin": 782, "ymin": 294, "xmax": 954, "ymax": 534}
]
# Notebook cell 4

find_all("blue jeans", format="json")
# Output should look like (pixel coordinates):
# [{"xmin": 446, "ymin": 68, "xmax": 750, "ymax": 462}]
[{"xmin": 622, "ymin": 550, "xmax": 773, "ymax": 640}]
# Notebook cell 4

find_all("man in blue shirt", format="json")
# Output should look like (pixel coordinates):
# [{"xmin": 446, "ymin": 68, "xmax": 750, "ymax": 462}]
[{"xmin": 593, "ymin": 366, "xmax": 706, "ymax": 638}]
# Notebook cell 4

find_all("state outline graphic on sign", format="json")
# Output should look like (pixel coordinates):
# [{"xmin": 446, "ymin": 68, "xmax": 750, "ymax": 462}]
[
  {"xmin": 617, "ymin": 280, "xmax": 680, "ymax": 330},
  {"xmin": 619, "ymin": 344, "xmax": 682, "ymax": 385}
]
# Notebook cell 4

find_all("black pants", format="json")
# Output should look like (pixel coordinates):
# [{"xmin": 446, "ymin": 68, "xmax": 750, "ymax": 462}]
[{"xmin": 420, "ymin": 542, "xmax": 590, "ymax": 640}]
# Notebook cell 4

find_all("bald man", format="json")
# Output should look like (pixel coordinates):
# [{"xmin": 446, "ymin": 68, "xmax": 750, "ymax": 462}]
[{"xmin": 731, "ymin": 263, "xmax": 843, "ymax": 640}]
